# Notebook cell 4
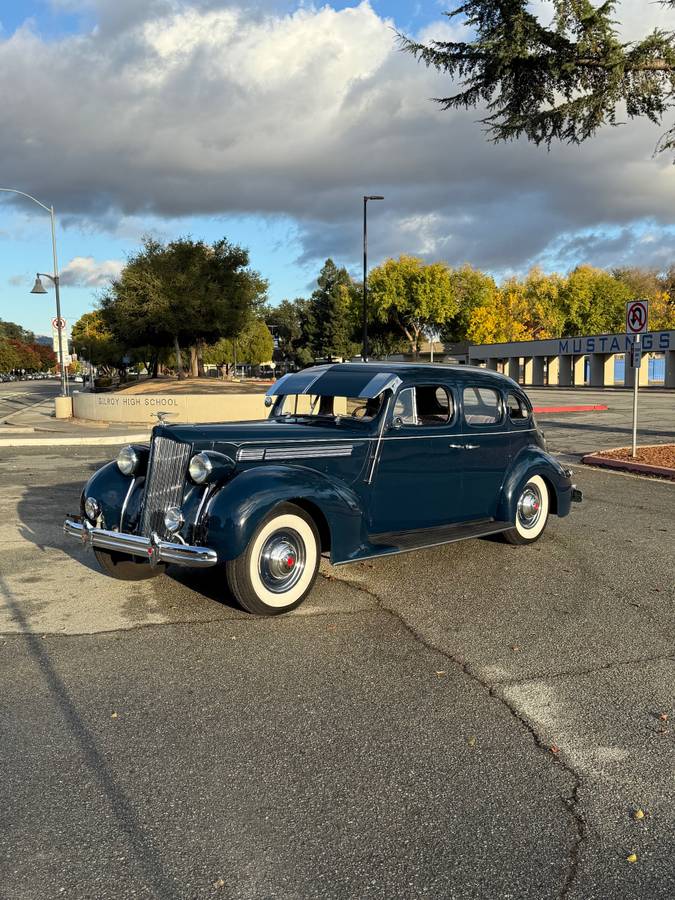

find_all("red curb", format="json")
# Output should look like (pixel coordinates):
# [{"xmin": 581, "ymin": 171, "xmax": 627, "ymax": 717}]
[
  {"xmin": 533, "ymin": 404, "xmax": 609, "ymax": 413},
  {"xmin": 581, "ymin": 454, "xmax": 675, "ymax": 480}
]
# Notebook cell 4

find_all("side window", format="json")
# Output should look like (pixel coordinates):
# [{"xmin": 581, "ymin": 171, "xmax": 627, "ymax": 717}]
[
  {"xmin": 463, "ymin": 386, "xmax": 501, "ymax": 426},
  {"xmin": 416, "ymin": 385, "xmax": 453, "ymax": 426},
  {"xmin": 393, "ymin": 386, "xmax": 454, "ymax": 427},
  {"xmin": 393, "ymin": 387, "xmax": 417, "ymax": 425},
  {"xmin": 507, "ymin": 392, "xmax": 530, "ymax": 423}
]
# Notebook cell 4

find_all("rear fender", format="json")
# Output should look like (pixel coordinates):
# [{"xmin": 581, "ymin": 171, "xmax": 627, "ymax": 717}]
[
  {"xmin": 204, "ymin": 466, "xmax": 367, "ymax": 563},
  {"xmin": 498, "ymin": 448, "xmax": 573, "ymax": 522}
]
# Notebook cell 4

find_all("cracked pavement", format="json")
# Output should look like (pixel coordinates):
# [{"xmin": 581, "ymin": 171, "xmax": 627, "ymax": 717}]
[{"xmin": 0, "ymin": 431, "xmax": 673, "ymax": 899}]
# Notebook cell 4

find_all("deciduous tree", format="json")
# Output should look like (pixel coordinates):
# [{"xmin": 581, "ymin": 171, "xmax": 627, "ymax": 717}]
[{"xmin": 368, "ymin": 255, "xmax": 457, "ymax": 356}]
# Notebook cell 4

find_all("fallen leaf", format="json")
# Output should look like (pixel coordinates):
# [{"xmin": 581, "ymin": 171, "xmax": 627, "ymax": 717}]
[
  {"xmin": 213, "ymin": 878, "xmax": 225, "ymax": 889},
  {"xmin": 550, "ymin": 744, "xmax": 560, "ymax": 755},
  {"xmin": 626, "ymin": 853, "xmax": 638, "ymax": 864},
  {"xmin": 633, "ymin": 809, "xmax": 645, "ymax": 821},
  {"xmin": 658, "ymin": 712, "xmax": 669, "ymax": 722},
  {"xmin": 511, "ymin": 645, "xmax": 521, "ymax": 652},
  {"xmin": 467, "ymin": 735, "xmax": 476, "ymax": 748},
  {"xmin": 435, "ymin": 670, "xmax": 447, "ymax": 677},
  {"xmin": 111, "ymin": 712, "xmax": 118, "ymax": 719}
]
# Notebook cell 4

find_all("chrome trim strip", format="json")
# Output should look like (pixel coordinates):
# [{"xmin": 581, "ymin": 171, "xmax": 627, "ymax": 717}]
[
  {"xmin": 234, "ymin": 429, "xmax": 535, "ymax": 449},
  {"xmin": 64, "ymin": 518, "xmax": 218, "ymax": 568},
  {"xmin": 264, "ymin": 445, "xmax": 353, "ymax": 460},
  {"xmin": 237, "ymin": 447, "xmax": 265, "ymax": 461},
  {"xmin": 119, "ymin": 476, "xmax": 137, "ymax": 531},
  {"xmin": 366, "ymin": 392, "xmax": 393, "ymax": 484}
]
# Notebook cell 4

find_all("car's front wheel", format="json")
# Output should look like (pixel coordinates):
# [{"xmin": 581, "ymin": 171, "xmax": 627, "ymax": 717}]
[
  {"xmin": 225, "ymin": 503, "xmax": 321, "ymax": 615},
  {"xmin": 94, "ymin": 548, "xmax": 166, "ymax": 580},
  {"xmin": 502, "ymin": 475, "xmax": 550, "ymax": 545}
]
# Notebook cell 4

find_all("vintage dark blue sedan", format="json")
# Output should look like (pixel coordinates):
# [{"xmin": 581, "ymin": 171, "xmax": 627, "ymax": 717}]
[{"xmin": 64, "ymin": 363, "xmax": 581, "ymax": 615}]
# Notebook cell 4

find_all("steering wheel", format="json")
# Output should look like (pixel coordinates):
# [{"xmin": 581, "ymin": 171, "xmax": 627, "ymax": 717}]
[{"xmin": 350, "ymin": 404, "xmax": 369, "ymax": 418}]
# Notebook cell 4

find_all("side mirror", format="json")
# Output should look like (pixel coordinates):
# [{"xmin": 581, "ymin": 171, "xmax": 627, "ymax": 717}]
[
  {"xmin": 264, "ymin": 396, "xmax": 274, "ymax": 408},
  {"xmin": 391, "ymin": 416, "xmax": 403, "ymax": 430}
]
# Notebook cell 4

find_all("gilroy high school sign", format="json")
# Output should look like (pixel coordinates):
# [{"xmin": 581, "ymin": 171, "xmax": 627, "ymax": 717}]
[{"xmin": 468, "ymin": 330, "xmax": 675, "ymax": 388}]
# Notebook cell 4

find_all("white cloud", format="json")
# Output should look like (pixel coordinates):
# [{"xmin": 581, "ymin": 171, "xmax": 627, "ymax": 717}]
[
  {"xmin": 59, "ymin": 256, "xmax": 123, "ymax": 286},
  {"xmin": 1, "ymin": 1, "xmax": 674, "ymax": 277}
]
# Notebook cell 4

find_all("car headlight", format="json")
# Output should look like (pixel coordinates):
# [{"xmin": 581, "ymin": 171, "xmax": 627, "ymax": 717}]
[
  {"xmin": 189, "ymin": 452, "xmax": 213, "ymax": 484},
  {"xmin": 117, "ymin": 445, "xmax": 139, "ymax": 476},
  {"xmin": 164, "ymin": 506, "xmax": 184, "ymax": 533},
  {"xmin": 84, "ymin": 496, "xmax": 100, "ymax": 522}
]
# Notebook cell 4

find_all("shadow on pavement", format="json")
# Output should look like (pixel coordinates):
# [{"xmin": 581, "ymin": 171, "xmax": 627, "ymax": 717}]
[{"xmin": 0, "ymin": 571, "xmax": 183, "ymax": 899}]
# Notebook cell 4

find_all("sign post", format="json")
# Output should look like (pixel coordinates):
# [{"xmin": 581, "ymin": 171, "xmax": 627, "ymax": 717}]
[{"xmin": 626, "ymin": 300, "xmax": 649, "ymax": 457}]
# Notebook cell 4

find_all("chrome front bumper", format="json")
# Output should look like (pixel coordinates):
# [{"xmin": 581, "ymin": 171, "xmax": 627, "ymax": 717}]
[{"xmin": 64, "ymin": 517, "xmax": 218, "ymax": 568}]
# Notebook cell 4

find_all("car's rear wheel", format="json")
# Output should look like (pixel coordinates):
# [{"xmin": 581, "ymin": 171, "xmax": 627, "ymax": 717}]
[
  {"xmin": 502, "ymin": 475, "xmax": 550, "ymax": 545},
  {"xmin": 94, "ymin": 548, "xmax": 166, "ymax": 580},
  {"xmin": 225, "ymin": 503, "xmax": 320, "ymax": 615}
]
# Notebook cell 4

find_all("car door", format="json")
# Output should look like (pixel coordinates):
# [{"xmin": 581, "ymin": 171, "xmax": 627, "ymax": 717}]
[
  {"xmin": 369, "ymin": 384, "xmax": 464, "ymax": 533},
  {"xmin": 460, "ymin": 384, "xmax": 511, "ymax": 522}
]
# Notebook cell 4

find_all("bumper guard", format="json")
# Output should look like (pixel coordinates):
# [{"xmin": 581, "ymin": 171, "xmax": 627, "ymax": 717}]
[{"xmin": 64, "ymin": 517, "xmax": 218, "ymax": 568}]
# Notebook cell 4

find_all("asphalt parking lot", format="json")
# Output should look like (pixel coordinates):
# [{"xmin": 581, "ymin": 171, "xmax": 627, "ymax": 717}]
[{"xmin": 0, "ymin": 395, "xmax": 673, "ymax": 899}]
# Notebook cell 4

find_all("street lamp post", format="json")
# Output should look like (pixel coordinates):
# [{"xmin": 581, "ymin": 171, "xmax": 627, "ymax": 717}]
[
  {"xmin": 0, "ymin": 188, "xmax": 68, "ymax": 396},
  {"xmin": 362, "ymin": 195, "xmax": 384, "ymax": 361}
]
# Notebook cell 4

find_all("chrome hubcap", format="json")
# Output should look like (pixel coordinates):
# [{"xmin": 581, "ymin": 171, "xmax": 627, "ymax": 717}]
[
  {"xmin": 518, "ymin": 485, "xmax": 542, "ymax": 529},
  {"xmin": 259, "ymin": 529, "xmax": 306, "ymax": 593}
]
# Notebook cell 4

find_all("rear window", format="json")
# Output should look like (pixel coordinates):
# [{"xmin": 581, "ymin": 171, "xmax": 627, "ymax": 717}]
[
  {"xmin": 507, "ymin": 392, "xmax": 531, "ymax": 423},
  {"xmin": 463, "ymin": 387, "xmax": 501, "ymax": 426}
]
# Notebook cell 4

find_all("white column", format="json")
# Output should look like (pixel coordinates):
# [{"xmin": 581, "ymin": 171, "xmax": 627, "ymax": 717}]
[
  {"xmin": 572, "ymin": 355, "xmax": 586, "ymax": 386},
  {"xmin": 547, "ymin": 356, "xmax": 560, "ymax": 386},
  {"xmin": 523, "ymin": 357, "xmax": 534, "ymax": 385}
]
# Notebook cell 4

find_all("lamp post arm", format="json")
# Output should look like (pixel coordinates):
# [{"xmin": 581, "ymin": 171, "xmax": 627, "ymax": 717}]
[{"xmin": 0, "ymin": 187, "xmax": 52, "ymax": 213}]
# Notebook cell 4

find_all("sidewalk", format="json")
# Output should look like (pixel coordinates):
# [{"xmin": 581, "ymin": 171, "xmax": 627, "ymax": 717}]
[{"xmin": 0, "ymin": 398, "xmax": 150, "ymax": 447}]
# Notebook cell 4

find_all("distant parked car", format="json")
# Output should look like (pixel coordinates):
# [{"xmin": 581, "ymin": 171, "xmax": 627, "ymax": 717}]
[{"xmin": 64, "ymin": 363, "xmax": 581, "ymax": 615}]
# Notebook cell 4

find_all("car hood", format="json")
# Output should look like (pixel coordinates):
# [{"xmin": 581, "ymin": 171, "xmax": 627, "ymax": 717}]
[{"xmin": 154, "ymin": 419, "xmax": 369, "ymax": 450}]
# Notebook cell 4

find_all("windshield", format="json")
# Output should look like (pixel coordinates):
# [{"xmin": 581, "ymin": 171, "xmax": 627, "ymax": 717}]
[{"xmin": 271, "ymin": 394, "xmax": 386, "ymax": 423}]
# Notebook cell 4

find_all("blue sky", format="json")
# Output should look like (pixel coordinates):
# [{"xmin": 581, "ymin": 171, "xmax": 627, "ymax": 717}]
[{"xmin": 1, "ymin": 0, "xmax": 674, "ymax": 336}]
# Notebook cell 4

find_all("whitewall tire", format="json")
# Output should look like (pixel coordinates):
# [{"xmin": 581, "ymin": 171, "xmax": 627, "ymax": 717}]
[
  {"xmin": 502, "ymin": 475, "xmax": 550, "ymax": 545},
  {"xmin": 225, "ymin": 503, "xmax": 321, "ymax": 615}
]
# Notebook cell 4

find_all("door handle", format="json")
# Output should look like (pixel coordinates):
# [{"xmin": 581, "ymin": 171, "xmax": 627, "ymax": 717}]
[
  {"xmin": 448, "ymin": 443, "xmax": 463, "ymax": 449},
  {"xmin": 465, "ymin": 444, "xmax": 480, "ymax": 450}
]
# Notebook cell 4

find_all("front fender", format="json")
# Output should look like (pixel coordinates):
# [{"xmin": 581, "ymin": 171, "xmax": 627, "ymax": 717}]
[
  {"xmin": 498, "ymin": 448, "xmax": 573, "ymax": 523},
  {"xmin": 204, "ymin": 465, "xmax": 367, "ymax": 563},
  {"xmin": 83, "ymin": 461, "xmax": 139, "ymax": 531}
]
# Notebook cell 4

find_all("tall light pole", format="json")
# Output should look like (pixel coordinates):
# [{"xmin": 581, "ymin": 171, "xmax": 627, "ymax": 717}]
[
  {"xmin": 0, "ymin": 188, "xmax": 68, "ymax": 396},
  {"xmin": 362, "ymin": 195, "xmax": 384, "ymax": 361}
]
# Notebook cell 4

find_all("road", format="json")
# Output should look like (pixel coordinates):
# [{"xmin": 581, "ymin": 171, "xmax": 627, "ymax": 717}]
[
  {"xmin": 0, "ymin": 379, "xmax": 59, "ymax": 422},
  {"xmin": 0, "ymin": 391, "xmax": 673, "ymax": 899}
]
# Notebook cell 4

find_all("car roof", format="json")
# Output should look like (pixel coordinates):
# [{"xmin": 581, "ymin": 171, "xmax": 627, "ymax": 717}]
[{"xmin": 268, "ymin": 362, "xmax": 520, "ymax": 398}]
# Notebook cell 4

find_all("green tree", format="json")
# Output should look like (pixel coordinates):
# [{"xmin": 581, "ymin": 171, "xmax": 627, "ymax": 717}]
[
  {"xmin": 558, "ymin": 265, "xmax": 632, "ymax": 334},
  {"xmin": 403, "ymin": 1, "xmax": 675, "ymax": 155},
  {"xmin": 0, "ymin": 340, "xmax": 20, "ymax": 373},
  {"xmin": 368, "ymin": 254, "xmax": 458, "ymax": 357},
  {"xmin": 203, "ymin": 319, "xmax": 274, "ymax": 372},
  {"xmin": 100, "ymin": 236, "xmax": 267, "ymax": 377},
  {"xmin": 0, "ymin": 320, "xmax": 35, "ymax": 343},
  {"xmin": 442, "ymin": 264, "xmax": 497, "ymax": 342},
  {"xmin": 72, "ymin": 311, "xmax": 127, "ymax": 374},
  {"xmin": 306, "ymin": 260, "xmax": 357, "ymax": 360}
]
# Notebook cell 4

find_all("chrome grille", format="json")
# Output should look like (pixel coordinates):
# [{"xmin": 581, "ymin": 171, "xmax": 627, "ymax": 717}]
[{"xmin": 140, "ymin": 435, "xmax": 192, "ymax": 538}]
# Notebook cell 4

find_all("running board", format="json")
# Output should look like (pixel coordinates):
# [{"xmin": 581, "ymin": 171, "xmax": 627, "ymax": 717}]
[{"xmin": 337, "ymin": 518, "xmax": 512, "ymax": 565}]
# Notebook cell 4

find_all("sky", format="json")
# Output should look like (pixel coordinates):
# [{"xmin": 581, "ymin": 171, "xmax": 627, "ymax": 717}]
[{"xmin": 1, "ymin": 1, "xmax": 674, "ymax": 336}]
